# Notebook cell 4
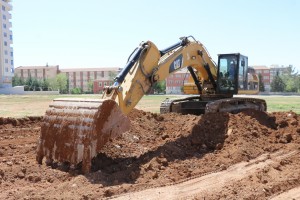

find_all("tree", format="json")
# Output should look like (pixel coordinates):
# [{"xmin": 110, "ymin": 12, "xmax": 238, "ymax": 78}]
[
  {"xmin": 47, "ymin": 77, "xmax": 58, "ymax": 91},
  {"xmin": 24, "ymin": 75, "xmax": 33, "ymax": 91},
  {"xmin": 66, "ymin": 78, "xmax": 70, "ymax": 94},
  {"xmin": 258, "ymin": 73, "xmax": 265, "ymax": 92},
  {"xmin": 24, "ymin": 76, "xmax": 39, "ymax": 91},
  {"xmin": 31, "ymin": 78, "xmax": 40, "ymax": 91},
  {"xmin": 281, "ymin": 66, "xmax": 300, "ymax": 93},
  {"xmin": 56, "ymin": 74, "xmax": 68, "ymax": 94},
  {"xmin": 40, "ymin": 79, "xmax": 50, "ymax": 91},
  {"xmin": 12, "ymin": 75, "xmax": 24, "ymax": 86},
  {"xmin": 71, "ymin": 87, "xmax": 82, "ymax": 94},
  {"xmin": 282, "ymin": 75, "xmax": 298, "ymax": 92},
  {"xmin": 108, "ymin": 71, "xmax": 117, "ymax": 81},
  {"xmin": 87, "ymin": 80, "xmax": 94, "ymax": 94},
  {"xmin": 152, "ymin": 80, "xmax": 166, "ymax": 94},
  {"xmin": 270, "ymin": 75, "xmax": 285, "ymax": 92}
]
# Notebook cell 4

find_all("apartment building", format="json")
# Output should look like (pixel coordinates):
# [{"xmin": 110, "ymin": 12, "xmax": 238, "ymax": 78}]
[
  {"xmin": 14, "ymin": 65, "xmax": 59, "ymax": 80},
  {"xmin": 60, "ymin": 67, "xmax": 120, "ymax": 93},
  {"xmin": 252, "ymin": 65, "xmax": 270, "ymax": 91},
  {"xmin": 165, "ymin": 68, "xmax": 190, "ymax": 94},
  {"xmin": 0, "ymin": 0, "xmax": 13, "ymax": 88}
]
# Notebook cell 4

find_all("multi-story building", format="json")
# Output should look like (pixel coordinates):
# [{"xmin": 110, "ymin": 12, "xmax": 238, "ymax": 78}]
[
  {"xmin": 93, "ymin": 79, "xmax": 114, "ymax": 94},
  {"xmin": 60, "ymin": 67, "xmax": 120, "ymax": 93},
  {"xmin": 0, "ymin": 0, "xmax": 13, "ymax": 88},
  {"xmin": 252, "ymin": 65, "xmax": 293, "ymax": 92},
  {"xmin": 14, "ymin": 65, "xmax": 120, "ymax": 93},
  {"xmin": 165, "ymin": 68, "xmax": 190, "ymax": 94},
  {"xmin": 14, "ymin": 65, "xmax": 59, "ymax": 80},
  {"xmin": 269, "ymin": 64, "xmax": 292, "ymax": 83},
  {"xmin": 251, "ymin": 65, "xmax": 270, "ymax": 91}
]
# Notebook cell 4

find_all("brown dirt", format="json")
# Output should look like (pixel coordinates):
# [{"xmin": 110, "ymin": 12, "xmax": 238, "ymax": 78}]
[{"xmin": 0, "ymin": 109, "xmax": 300, "ymax": 199}]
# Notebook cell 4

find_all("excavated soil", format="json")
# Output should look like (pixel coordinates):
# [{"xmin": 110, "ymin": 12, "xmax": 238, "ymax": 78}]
[{"xmin": 0, "ymin": 109, "xmax": 300, "ymax": 199}]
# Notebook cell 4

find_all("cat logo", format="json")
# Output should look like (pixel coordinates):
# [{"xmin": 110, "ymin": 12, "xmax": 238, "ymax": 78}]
[
  {"xmin": 169, "ymin": 54, "xmax": 183, "ymax": 73},
  {"xmin": 173, "ymin": 59, "xmax": 181, "ymax": 70}
]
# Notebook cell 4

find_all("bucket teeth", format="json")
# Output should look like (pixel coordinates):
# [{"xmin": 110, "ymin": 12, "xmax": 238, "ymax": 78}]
[{"xmin": 36, "ymin": 98, "xmax": 130, "ymax": 173}]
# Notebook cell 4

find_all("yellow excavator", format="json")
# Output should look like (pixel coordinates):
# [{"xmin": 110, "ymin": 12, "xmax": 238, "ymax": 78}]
[{"xmin": 36, "ymin": 36, "xmax": 266, "ymax": 173}]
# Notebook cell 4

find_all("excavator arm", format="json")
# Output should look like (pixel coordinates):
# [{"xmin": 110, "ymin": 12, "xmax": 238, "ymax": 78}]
[{"xmin": 103, "ymin": 36, "xmax": 218, "ymax": 115}]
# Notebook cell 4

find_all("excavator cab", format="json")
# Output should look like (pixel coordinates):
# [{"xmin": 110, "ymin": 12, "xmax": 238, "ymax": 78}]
[{"xmin": 216, "ymin": 53, "xmax": 249, "ymax": 95}]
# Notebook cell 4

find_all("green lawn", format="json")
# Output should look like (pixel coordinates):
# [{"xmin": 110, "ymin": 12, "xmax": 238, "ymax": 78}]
[
  {"xmin": 135, "ymin": 95, "xmax": 181, "ymax": 113},
  {"xmin": 259, "ymin": 96, "xmax": 300, "ymax": 113},
  {"xmin": 0, "ymin": 94, "xmax": 299, "ymax": 118}
]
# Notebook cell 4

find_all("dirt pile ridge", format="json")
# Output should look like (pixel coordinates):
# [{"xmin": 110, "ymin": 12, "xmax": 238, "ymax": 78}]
[{"xmin": 0, "ymin": 109, "xmax": 299, "ymax": 199}]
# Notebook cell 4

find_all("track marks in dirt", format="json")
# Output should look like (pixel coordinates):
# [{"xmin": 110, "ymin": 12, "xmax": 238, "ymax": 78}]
[{"xmin": 110, "ymin": 150, "xmax": 300, "ymax": 200}]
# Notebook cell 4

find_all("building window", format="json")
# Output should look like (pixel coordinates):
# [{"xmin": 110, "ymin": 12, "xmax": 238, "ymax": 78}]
[
  {"xmin": 5, "ymin": 67, "xmax": 8, "ymax": 72},
  {"xmin": 3, "ymin": 23, "xmax": 6, "ymax": 29},
  {"xmin": 11, "ymin": 60, "xmax": 13, "ymax": 65},
  {"xmin": 3, "ymin": 14, "xmax": 6, "ymax": 20},
  {"xmin": 10, "ymin": 51, "xmax": 13, "ymax": 57},
  {"xmin": 4, "ymin": 41, "xmax": 7, "ymax": 46},
  {"xmin": 2, "ymin": 5, "xmax": 5, "ymax": 11},
  {"xmin": 4, "ymin": 50, "xmax": 8, "ymax": 55},
  {"xmin": 104, "ymin": 82, "xmax": 107, "ymax": 86},
  {"xmin": 9, "ymin": 35, "xmax": 12, "ymax": 40},
  {"xmin": 4, "ymin": 32, "xmax": 7, "ymax": 37},
  {"xmin": 98, "ymin": 82, "xmax": 102, "ymax": 87}
]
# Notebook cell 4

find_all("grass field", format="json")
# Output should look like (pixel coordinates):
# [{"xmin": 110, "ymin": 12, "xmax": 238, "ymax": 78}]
[{"xmin": 0, "ymin": 94, "xmax": 299, "ymax": 118}]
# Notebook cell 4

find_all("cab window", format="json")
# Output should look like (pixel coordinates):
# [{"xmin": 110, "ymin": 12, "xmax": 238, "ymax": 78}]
[{"xmin": 217, "ymin": 56, "xmax": 237, "ymax": 93}]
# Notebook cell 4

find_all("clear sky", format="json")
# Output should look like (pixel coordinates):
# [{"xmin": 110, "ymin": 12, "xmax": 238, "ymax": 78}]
[{"xmin": 11, "ymin": 0, "xmax": 300, "ymax": 72}]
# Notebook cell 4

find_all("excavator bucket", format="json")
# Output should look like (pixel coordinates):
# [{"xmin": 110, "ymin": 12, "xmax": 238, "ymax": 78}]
[{"xmin": 36, "ymin": 98, "xmax": 130, "ymax": 173}]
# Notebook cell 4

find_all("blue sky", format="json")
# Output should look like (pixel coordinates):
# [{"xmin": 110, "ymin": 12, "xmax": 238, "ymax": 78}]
[{"xmin": 12, "ymin": 0, "xmax": 300, "ymax": 72}]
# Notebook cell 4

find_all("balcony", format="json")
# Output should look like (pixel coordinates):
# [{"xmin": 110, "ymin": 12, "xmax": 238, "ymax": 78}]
[{"xmin": 2, "ymin": 1, "xmax": 12, "ymax": 11}]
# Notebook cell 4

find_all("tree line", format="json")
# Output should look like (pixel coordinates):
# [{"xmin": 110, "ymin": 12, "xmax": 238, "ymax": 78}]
[
  {"xmin": 259, "ymin": 67, "xmax": 300, "ymax": 92},
  {"xmin": 12, "ymin": 74, "xmax": 94, "ymax": 94}
]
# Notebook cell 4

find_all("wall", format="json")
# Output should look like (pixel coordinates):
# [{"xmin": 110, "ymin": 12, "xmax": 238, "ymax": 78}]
[{"xmin": 0, "ymin": 86, "xmax": 59, "ymax": 95}]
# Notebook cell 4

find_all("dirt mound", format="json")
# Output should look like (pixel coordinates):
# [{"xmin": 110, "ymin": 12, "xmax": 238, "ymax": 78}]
[
  {"xmin": 0, "ymin": 110, "xmax": 299, "ymax": 199},
  {"xmin": 96, "ymin": 109, "xmax": 299, "ymax": 187},
  {"xmin": 0, "ymin": 116, "xmax": 42, "ymax": 126}
]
